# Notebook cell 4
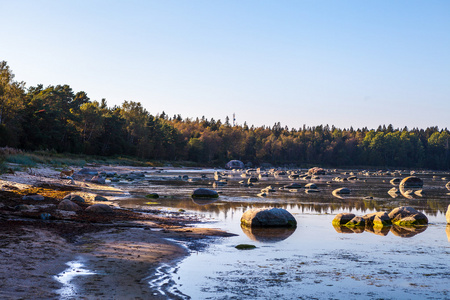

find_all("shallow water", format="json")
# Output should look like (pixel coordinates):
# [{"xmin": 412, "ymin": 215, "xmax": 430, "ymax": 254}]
[{"xmin": 112, "ymin": 169, "xmax": 450, "ymax": 299}]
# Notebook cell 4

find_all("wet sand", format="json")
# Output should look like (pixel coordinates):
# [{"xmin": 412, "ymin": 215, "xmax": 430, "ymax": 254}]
[{"xmin": 0, "ymin": 165, "xmax": 234, "ymax": 299}]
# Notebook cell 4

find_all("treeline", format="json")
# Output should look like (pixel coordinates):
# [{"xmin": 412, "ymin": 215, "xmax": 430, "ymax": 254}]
[{"xmin": 1, "ymin": 61, "xmax": 449, "ymax": 169}]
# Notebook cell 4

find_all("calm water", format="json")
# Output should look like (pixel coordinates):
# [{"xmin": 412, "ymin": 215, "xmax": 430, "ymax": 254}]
[{"xmin": 112, "ymin": 169, "xmax": 450, "ymax": 299}]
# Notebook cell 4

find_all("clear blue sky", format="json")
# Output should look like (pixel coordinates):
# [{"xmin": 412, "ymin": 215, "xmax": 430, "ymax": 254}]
[{"xmin": 2, "ymin": 0, "xmax": 449, "ymax": 130}]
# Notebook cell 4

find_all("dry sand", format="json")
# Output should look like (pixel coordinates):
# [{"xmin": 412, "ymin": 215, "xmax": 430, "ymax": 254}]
[{"xmin": 0, "ymin": 165, "xmax": 234, "ymax": 299}]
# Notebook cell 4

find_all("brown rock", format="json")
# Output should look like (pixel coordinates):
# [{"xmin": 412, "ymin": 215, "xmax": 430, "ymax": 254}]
[
  {"xmin": 58, "ymin": 200, "xmax": 82, "ymax": 212},
  {"xmin": 85, "ymin": 204, "xmax": 114, "ymax": 213}
]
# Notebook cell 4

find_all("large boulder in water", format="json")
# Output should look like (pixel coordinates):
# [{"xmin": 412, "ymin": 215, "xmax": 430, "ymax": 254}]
[
  {"xmin": 241, "ymin": 208, "xmax": 297, "ymax": 228},
  {"xmin": 332, "ymin": 213, "xmax": 355, "ymax": 226},
  {"xmin": 191, "ymin": 188, "xmax": 219, "ymax": 199},
  {"xmin": 388, "ymin": 206, "xmax": 428, "ymax": 226},
  {"xmin": 446, "ymin": 182, "xmax": 450, "ymax": 191},
  {"xmin": 399, "ymin": 176, "xmax": 423, "ymax": 188}
]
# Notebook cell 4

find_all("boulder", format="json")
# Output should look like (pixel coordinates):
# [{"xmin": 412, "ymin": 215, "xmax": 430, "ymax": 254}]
[
  {"xmin": 284, "ymin": 183, "xmax": 303, "ymax": 189},
  {"xmin": 346, "ymin": 216, "xmax": 365, "ymax": 227},
  {"xmin": 145, "ymin": 193, "xmax": 159, "ymax": 199},
  {"xmin": 241, "ymin": 208, "xmax": 297, "ymax": 228},
  {"xmin": 388, "ymin": 206, "xmax": 428, "ymax": 226},
  {"xmin": 94, "ymin": 195, "xmax": 109, "ymax": 201},
  {"xmin": 446, "ymin": 181, "xmax": 450, "ymax": 191},
  {"xmin": 304, "ymin": 183, "xmax": 318, "ymax": 189},
  {"xmin": 332, "ymin": 213, "xmax": 355, "ymax": 226},
  {"xmin": 63, "ymin": 194, "xmax": 85, "ymax": 203},
  {"xmin": 191, "ymin": 188, "xmax": 219, "ymax": 199},
  {"xmin": 247, "ymin": 176, "xmax": 258, "ymax": 183},
  {"xmin": 58, "ymin": 200, "xmax": 82, "ymax": 212},
  {"xmin": 333, "ymin": 187, "xmax": 351, "ymax": 194},
  {"xmin": 22, "ymin": 194, "xmax": 45, "ymax": 201},
  {"xmin": 85, "ymin": 204, "xmax": 114, "ymax": 213},
  {"xmin": 90, "ymin": 176, "xmax": 106, "ymax": 184},
  {"xmin": 77, "ymin": 168, "xmax": 99, "ymax": 175},
  {"xmin": 305, "ymin": 189, "xmax": 320, "ymax": 193},
  {"xmin": 399, "ymin": 176, "xmax": 423, "ymax": 188},
  {"xmin": 363, "ymin": 212, "xmax": 391, "ymax": 227}
]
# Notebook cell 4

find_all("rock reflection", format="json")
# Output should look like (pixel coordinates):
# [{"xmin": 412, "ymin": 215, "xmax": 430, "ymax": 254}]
[
  {"xmin": 192, "ymin": 198, "xmax": 219, "ymax": 205},
  {"xmin": 241, "ymin": 225, "xmax": 295, "ymax": 243},
  {"xmin": 333, "ymin": 224, "xmax": 427, "ymax": 238},
  {"xmin": 365, "ymin": 225, "xmax": 390, "ymax": 236},
  {"xmin": 390, "ymin": 224, "xmax": 427, "ymax": 238},
  {"xmin": 446, "ymin": 225, "xmax": 450, "ymax": 242}
]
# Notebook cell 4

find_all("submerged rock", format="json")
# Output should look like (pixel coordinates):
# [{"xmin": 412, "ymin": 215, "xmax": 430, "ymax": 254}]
[
  {"xmin": 145, "ymin": 193, "xmax": 159, "ymax": 199},
  {"xmin": 241, "ymin": 208, "xmax": 297, "ymax": 228},
  {"xmin": 235, "ymin": 244, "xmax": 256, "ymax": 250}
]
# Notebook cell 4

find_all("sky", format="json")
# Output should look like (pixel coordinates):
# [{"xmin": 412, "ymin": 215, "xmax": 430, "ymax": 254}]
[{"xmin": 2, "ymin": 0, "xmax": 450, "ymax": 130}]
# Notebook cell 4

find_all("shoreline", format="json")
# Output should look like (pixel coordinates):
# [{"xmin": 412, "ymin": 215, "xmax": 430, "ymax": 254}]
[{"xmin": 0, "ymin": 165, "xmax": 235, "ymax": 299}]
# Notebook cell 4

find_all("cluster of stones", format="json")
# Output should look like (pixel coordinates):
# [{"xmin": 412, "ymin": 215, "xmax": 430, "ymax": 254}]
[
  {"xmin": 58, "ymin": 194, "xmax": 114, "ymax": 213},
  {"xmin": 332, "ymin": 206, "xmax": 428, "ymax": 228}
]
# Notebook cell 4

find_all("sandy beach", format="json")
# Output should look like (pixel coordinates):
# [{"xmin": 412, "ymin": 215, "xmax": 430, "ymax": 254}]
[{"xmin": 0, "ymin": 165, "xmax": 234, "ymax": 299}]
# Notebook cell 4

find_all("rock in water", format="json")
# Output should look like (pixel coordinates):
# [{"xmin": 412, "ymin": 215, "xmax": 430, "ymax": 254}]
[
  {"xmin": 332, "ymin": 213, "xmax": 355, "ymax": 226},
  {"xmin": 388, "ymin": 206, "xmax": 428, "ymax": 225},
  {"xmin": 191, "ymin": 188, "xmax": 219, "ymax": 199},
  {"xmin": 333, "ymin": 187, "xmax": 351, "ymax": 194},
  {"xmin": 241, "ymin": 208, "xmax": 297, "ymax": 228},
  {"xmin": 399, "ymin": 176, "xmax": 423, "ymax": 188}
]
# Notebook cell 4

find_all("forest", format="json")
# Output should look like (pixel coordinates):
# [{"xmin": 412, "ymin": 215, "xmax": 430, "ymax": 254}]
[{"xmin": 1, "ymin": 61, "xmax": 449, "ymax": 170}]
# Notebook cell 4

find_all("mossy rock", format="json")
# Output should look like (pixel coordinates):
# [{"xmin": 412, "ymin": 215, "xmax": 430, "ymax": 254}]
[
  {"xmin": 235, "ymin": 244, "xmax": 256, "ymax": 250},
  {"xmin": 332, "ymin": 213, "xmax": 355, "ymax": 226},
  {"xmin": 145, "ymin": 193, "xmax": 159, "ymax": 199},
  {"xmin": 345, "ymin": 216, "xmax": 365, "ymax": 227},
  {"xmin": 393, "ymin": 216, "xmax": 428, "ymax": 226}
]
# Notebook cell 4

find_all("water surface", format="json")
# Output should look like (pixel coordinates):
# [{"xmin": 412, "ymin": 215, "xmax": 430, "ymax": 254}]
[{"xmin": 113, "ymin": 169, "xmax": 450, "ymax": 299}]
